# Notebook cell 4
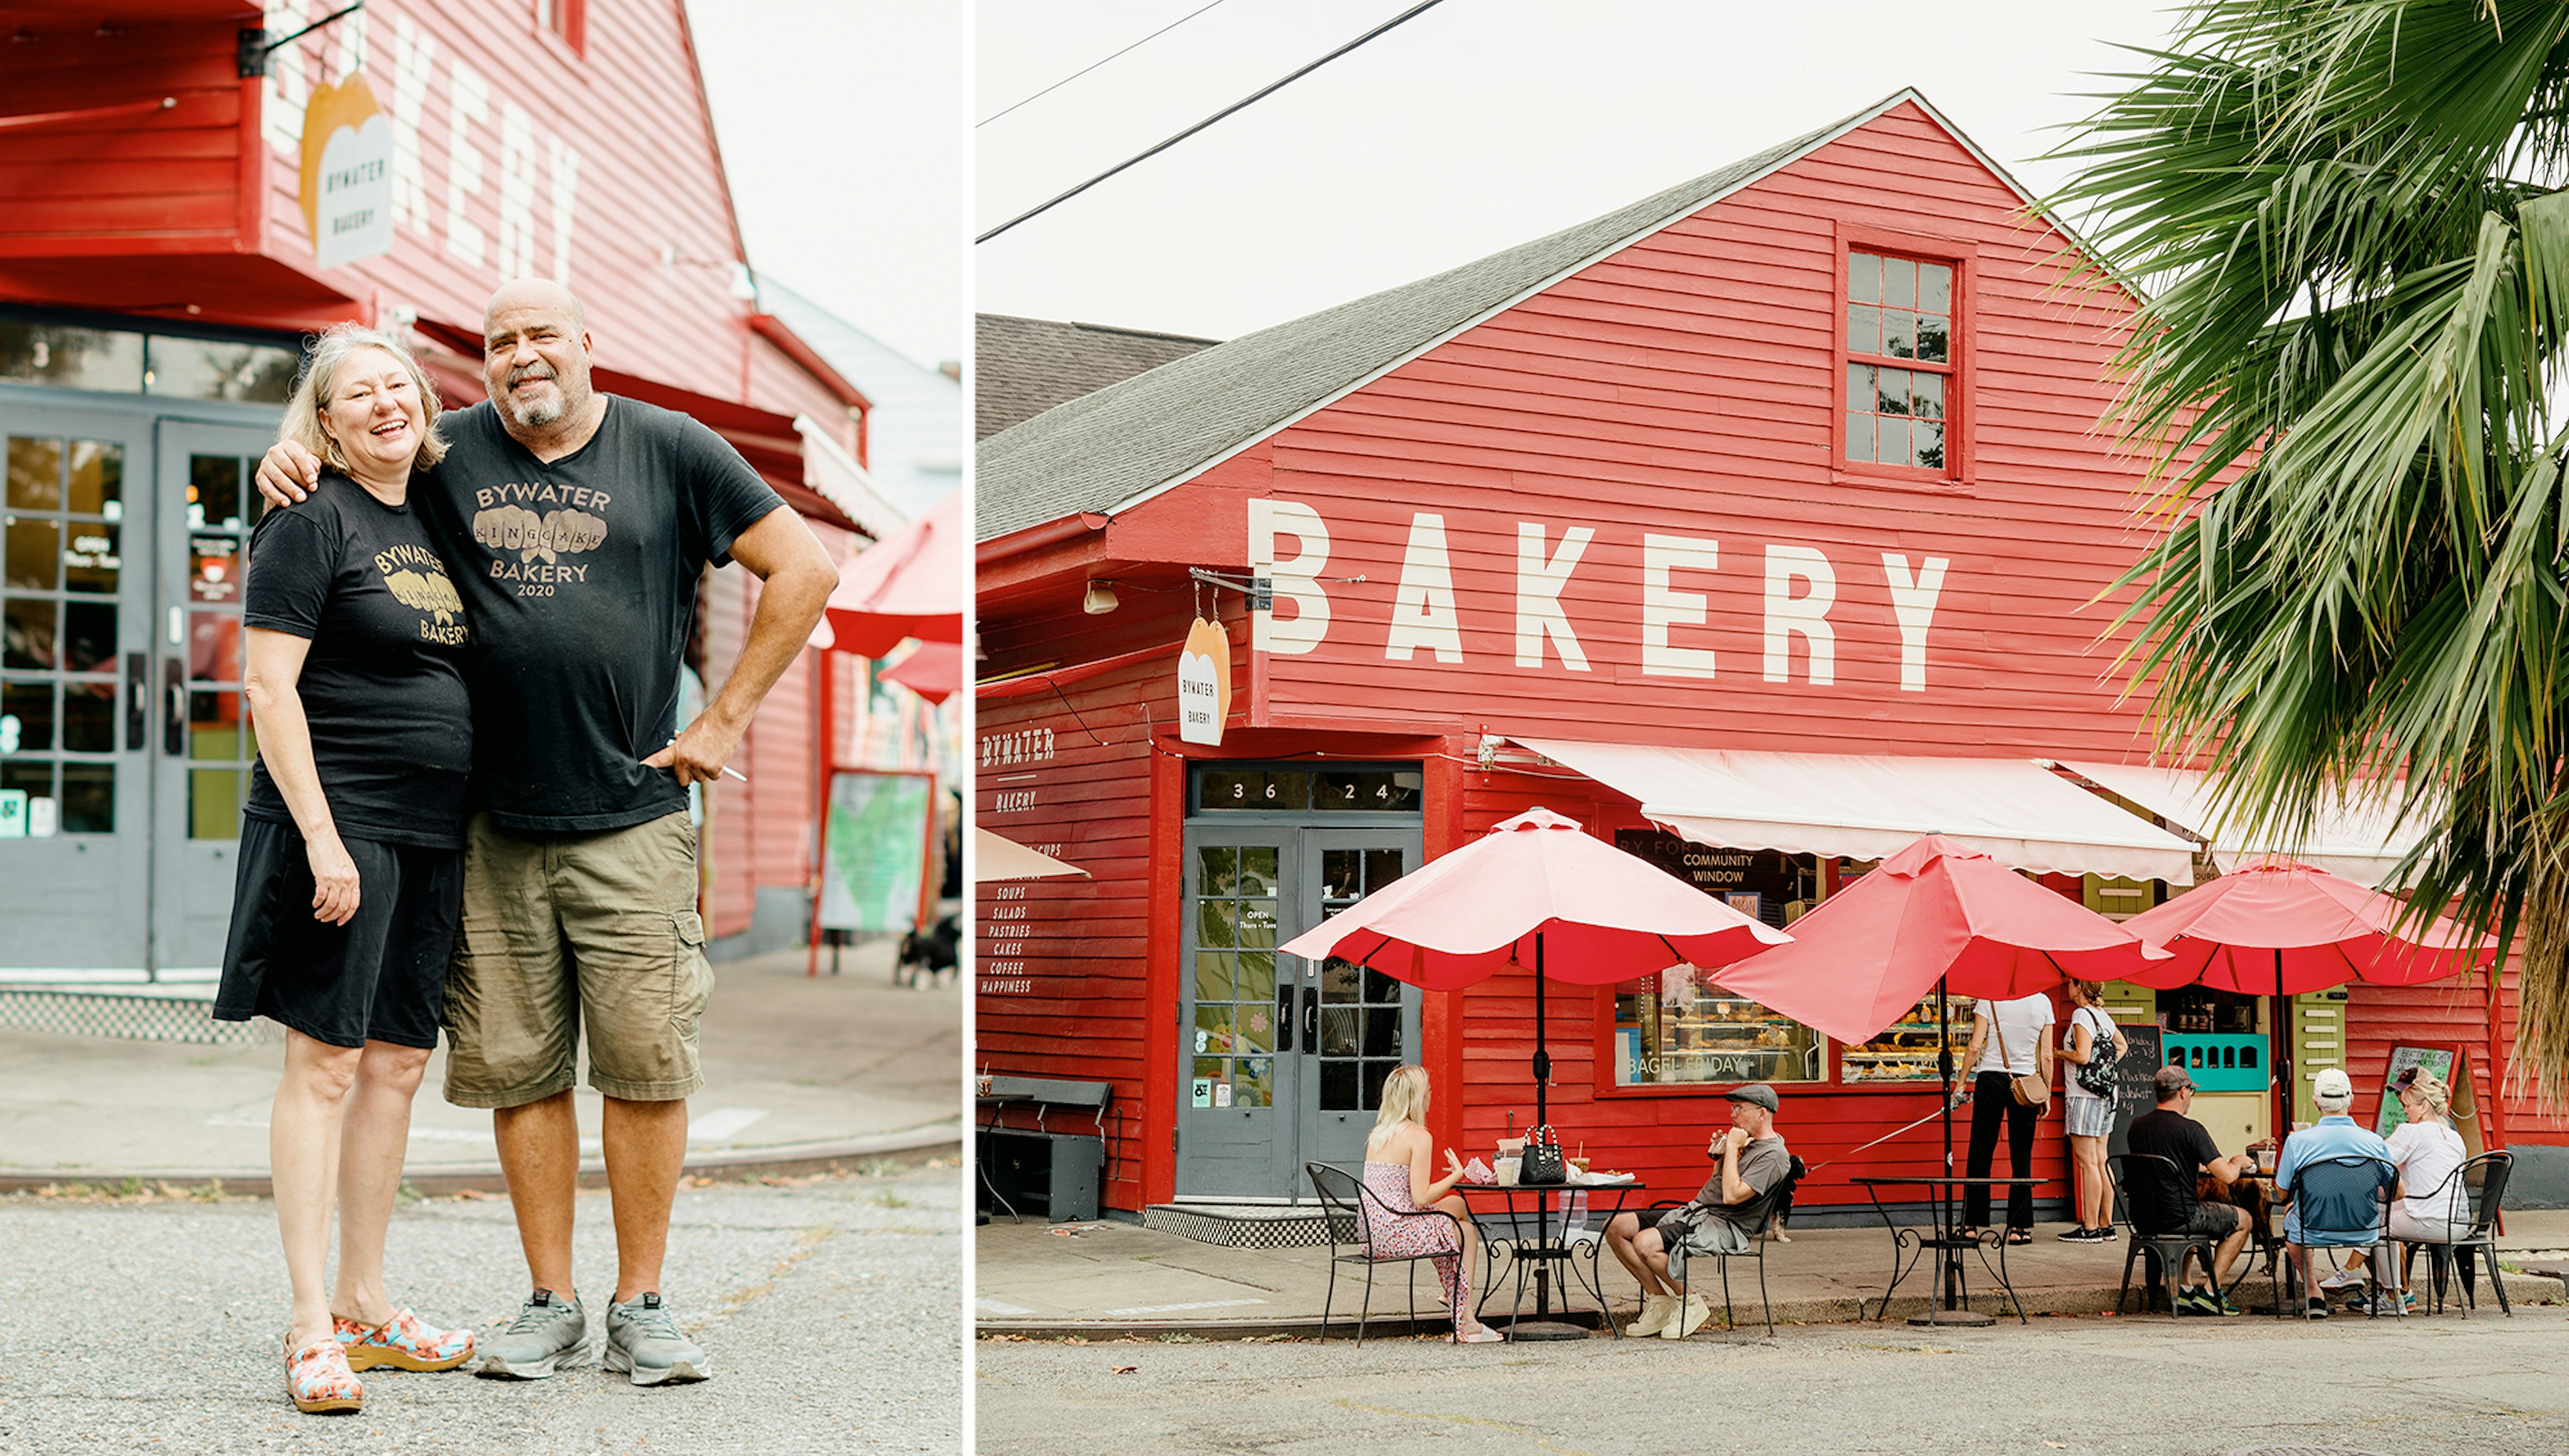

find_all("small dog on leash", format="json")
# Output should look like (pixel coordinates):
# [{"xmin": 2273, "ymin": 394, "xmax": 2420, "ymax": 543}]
[{"xmin": 896, "ymin": 913, "xmax": 959, "ymax": 990}]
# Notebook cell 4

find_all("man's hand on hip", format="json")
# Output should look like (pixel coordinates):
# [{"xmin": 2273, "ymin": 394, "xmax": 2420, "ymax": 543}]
[
  {"xmin": 256, "ymin": 439, "xmax": 324, "ymax": 507},
  {"xmin": 645, "ymin": 712, "xmax": 745, "ymax": 787}
]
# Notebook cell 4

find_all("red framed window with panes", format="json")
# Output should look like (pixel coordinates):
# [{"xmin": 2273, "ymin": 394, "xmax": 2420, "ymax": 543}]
[{"xmin": 1836, "ymin": 236, "xmax": 1966, "ymax": 485}]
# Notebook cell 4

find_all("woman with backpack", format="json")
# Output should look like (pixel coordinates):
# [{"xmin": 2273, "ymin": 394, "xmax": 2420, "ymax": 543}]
[{"xmin": 2057, "ymin": 979, "xmax": 2127, "ymax": 1243}]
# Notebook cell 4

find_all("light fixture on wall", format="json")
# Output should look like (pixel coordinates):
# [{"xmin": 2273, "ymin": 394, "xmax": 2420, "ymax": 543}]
[{"xmin": 1081, "ymin": 580, "xmax": 1119, "ymax": 615}]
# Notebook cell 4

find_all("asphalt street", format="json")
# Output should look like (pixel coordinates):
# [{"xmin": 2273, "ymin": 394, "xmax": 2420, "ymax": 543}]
[
  {"xmin": 0, "ymin": 1162, "xmax": 961, "ymax": 1455},
  {"xmin": 976, "ymin": 1314, "xmax": 2569, "ymax": 1455}
]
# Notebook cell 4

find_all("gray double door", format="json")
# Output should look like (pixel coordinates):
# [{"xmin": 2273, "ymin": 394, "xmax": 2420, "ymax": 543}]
[
  {"xmin": 1178, "ymin": 825, "xmax": 1422, "ymax": 1199},
  {"xmin": 1, "ymin": 399, "xmax": 275, "ymax": 974}
]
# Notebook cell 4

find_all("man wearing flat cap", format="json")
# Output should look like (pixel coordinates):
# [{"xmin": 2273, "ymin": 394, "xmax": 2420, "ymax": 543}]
[{"xmin": 1603, "ymin": 1083, "xmax": 1792, "ymax": 1340}]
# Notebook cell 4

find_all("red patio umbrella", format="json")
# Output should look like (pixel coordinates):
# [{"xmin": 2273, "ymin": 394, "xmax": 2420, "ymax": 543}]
[
  {"xmin": 879, "ymin": 640, "xmax": 962, "ymax": 704},
  {"xmin": 1275, "ymin": 807, "xmax": 1789, "ymax": 1130},
  {"xmin": 1707, "ymin": 833, "xmax": 2170, "ymax": 1045},
  {"xmin": 820, "ymin": 490, "xmax": 962, "ymax": 657},
  {"xmin": 2117, "ymin": 857, "xmax": 2497, "ymax": 1152},
  {"xmin": 1710, "ymin": 833, "xmax": 2167, "ymax": 1221}
]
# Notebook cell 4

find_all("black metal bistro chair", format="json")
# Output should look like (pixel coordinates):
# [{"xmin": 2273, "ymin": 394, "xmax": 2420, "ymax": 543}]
[
  {"xmin": 2279, "ymin": 1154, "xmax": 2398, "ymax": 1318},
  {"xmin": 2397, "ymin": 1150, "xmax": 2516, "ymax": 1316},
  {"xmin": 1637, "ymin": 1180, "xmax": 1790, "ymax": 1339},
  {"xmin": 2109, "ymin": 1152, "xmax": 2272, "ymax": 1316},
  {"xmin": 1306, "ymin": 1162, "xmax": 1470, "ymax": 1345}
]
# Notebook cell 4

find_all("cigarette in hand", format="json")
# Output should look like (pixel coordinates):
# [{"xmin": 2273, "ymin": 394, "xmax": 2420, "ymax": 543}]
[{"xmin": 664, "ymin": 738, "xmax": 750, "ymax": 783}]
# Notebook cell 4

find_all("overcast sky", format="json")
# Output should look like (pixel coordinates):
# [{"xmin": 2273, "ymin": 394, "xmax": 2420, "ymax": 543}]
[
  {"xmin": 690, "ymin": 0, "xmax": 963, "ymax": 371},
  {"xmin": 977, "ymin": 0, "xmax": 2190, "ymax": 341}
]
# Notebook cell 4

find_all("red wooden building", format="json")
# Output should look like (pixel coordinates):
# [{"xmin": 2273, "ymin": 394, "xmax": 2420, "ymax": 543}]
[
  {"xmin": 0, "ymin": 0, "xmax": 892, "ymax": 974},
  {"xmin": 974, "ymin": 92, "xmax": 2568, "ymax": 1219}
]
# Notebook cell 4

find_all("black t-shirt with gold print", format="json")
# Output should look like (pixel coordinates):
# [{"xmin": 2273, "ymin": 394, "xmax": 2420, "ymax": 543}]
[
  {"xmin": 421, "ymin": 397, "xmax": 783, "ymax": 833},
  {"xmin": 243, "ymin": 473, "xmax": 474, "ymax": 847}
]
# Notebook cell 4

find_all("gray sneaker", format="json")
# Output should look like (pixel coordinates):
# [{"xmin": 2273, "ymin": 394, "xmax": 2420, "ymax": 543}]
[
  {"xmin": 605, "ymin": 1293, "xmax": 709, "ymax": 1386},
  {"xmin": 474, "ymin": 1289, "xmax": 589, "ymax": 1378}
]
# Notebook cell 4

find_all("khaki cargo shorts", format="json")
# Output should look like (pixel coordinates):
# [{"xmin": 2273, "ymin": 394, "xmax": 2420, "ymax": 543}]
[{"xmin": 442, "ymin": 809, "xmax": 712, "ymax": 1108}]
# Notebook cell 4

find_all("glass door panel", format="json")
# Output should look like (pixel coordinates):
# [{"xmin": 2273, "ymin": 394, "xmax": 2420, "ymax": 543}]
[
  {"xmin": 1294, "ymin": 833, "xmax": 1420, "ymax": 1180},
  {"xmin": 0, "ymin": 407, "xmax": 150, "ymax": 969},
  {"xmin": 1176, "ymin": 831, "xmax": 1297, "ymax": 1197},
  {"xmin": 151, "ymin": 423, "xmax": 274, "ymax": 972}
]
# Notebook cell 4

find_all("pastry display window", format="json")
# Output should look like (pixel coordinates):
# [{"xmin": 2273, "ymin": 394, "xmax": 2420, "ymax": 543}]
[
  {"xmin": 1839, "ymin": 993, "xmax": 1977, "ymax": 1083},
  {"xmin": 1611, "ymin": 965, "xmax": 1824, "ymax": 1087}
]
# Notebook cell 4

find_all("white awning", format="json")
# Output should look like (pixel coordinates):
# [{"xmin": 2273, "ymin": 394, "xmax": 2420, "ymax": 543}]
[
  {"xmin": 1514, "ymin": 738, "xmax": 2198, "ymax": 886},
  {"xmin": 2058, "ymin": 761, "xmax": 2424, "ymax": 890}
]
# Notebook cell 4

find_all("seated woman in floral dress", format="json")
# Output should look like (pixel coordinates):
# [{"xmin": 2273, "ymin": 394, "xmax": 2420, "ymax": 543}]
[{"xmin": 1360, "ymin": 1065, "xmax": 1501, "ymax": 1342}]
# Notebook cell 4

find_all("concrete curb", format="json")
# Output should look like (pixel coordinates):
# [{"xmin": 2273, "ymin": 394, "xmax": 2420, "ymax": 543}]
[
  {"xmin": 977, "ymin": 1270, "xmax": 2569, "ymax": 1340},
  {"xmin": 0, "ymin": 1124, "xmax": 962, "ymax": 1197}
]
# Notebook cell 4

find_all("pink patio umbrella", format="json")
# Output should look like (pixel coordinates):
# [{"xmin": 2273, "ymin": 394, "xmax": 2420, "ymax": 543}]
[
  {"xmin": 1276, "ymin": 807, "xmax": 1789, "ymax": 1131},
  {"xmin": 1708, "ymin": 833, "xmax": 2167, "ymax": 1196},
  {"xmin": 879, "ymin": 640, "xmax": 962, "ymax": 704},
  {"xmin": 2117, "ymin": 857, "xmax": 2497, "ymax": 1153},
  {"xmin": 1709, "ymin": 833, "xmax": 2169, "ymax": 1046},
  {"xmin": 820, "ymin": 490, "xmax": 962, "ymax": 658},
  {"xmin": 1705, "ymin": 833, "xmax": 2168, "ymax": 1324}
]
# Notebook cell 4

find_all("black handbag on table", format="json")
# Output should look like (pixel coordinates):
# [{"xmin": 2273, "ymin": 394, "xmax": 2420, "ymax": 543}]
[{"xmin": 1518, "ymin": 1125, "xmax": 1567, "ymax": 1185}]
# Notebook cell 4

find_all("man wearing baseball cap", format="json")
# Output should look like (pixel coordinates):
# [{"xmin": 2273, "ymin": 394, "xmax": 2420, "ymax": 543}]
[
  {"xmin": 2125, "ymin": 1063, "xmax": 2256, "ymax": 1314},
  {"xmin": 2275, "ymin": 1066, "xmax": 2396, "ymax": 1318},
  {"xmin": 1602, "ymin": 1083, "xmax": 1790, "ymax": 1340}
]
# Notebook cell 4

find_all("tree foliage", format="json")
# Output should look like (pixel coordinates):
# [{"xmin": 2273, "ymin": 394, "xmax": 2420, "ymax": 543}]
[{"xmin": 2051, "ymin": 0, "xmax": 2569, "ymax": 1099}]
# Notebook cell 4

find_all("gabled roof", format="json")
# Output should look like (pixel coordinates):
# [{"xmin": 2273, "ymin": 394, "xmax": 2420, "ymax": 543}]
[
  {"xmin": 975, "ymin": 314, "xmax": 1220, "ymax": 439},
  {"xmin": 975, "ymin": 88, "xmax": 2104, "ymax": 544}
]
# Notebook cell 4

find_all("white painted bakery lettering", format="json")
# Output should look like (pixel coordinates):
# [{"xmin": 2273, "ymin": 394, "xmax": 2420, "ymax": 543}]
[
  {"xmin": 1515, "ymin": 522, "xmax": 1593, "ymax": 671},
  {"xmin": 1384, "ymin": 512, "xmax": 1461, "ymax": 663},
  {"xmin": 1762, "ymin": 545, "xmax": 1837, "ymax": 686},
  {"xmin": 1242, "ymin": 506, "xmax": 1956, "ymax": 692},
  {"xmin": 1881, "ymin": 552, "xmax": 1951, "ymax": 694},
  {"xmin": 1248, "ymin": 498, "xmax": 1330, "ymax": 654}
]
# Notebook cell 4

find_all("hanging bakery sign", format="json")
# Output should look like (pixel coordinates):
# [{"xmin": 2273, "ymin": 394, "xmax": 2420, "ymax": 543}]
[
  {"xmin": 299, "ymin": 72, "xmax": 395, "ymax": 270},
  {"xmin": 1175, "ymin": 617, "xmax": 1231, "ymax": 746}
]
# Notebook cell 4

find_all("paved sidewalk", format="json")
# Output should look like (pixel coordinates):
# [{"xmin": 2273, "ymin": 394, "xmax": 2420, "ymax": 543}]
[
  {"xmin": 0, "ymin": 945, "xmax": 960, "ymax": 1189},
  {"xmin": 976, "ymin": 1207, "xmax": 2569, "ymax": 1336}
]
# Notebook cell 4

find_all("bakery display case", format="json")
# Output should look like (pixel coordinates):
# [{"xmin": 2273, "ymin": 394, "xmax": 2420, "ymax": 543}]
[
  {"xmin": 1612, "ymin": 981, "xmax": 1824, "ymax": 1087},
  {"xmin": 1840, "ymin": 994, "xmax": 1976, "ymax": 1082}
]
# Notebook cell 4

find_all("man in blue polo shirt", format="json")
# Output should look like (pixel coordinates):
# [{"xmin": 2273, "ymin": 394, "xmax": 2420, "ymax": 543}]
[{"xmin": 2275, "ymin": 1067, "xmax": 2397, "ymax": 1318}]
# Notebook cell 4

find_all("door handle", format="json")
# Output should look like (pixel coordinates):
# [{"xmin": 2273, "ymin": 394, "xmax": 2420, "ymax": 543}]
[
  {"xmin": 163, "ymin": 658, "xmax": 185, "ymax": 756},
  {"xmin": 1277, "ymin": 980, "xmax": 1297, "ymax": 1055},
  {"xmin": 1301, "ymin": 991, "xmax": 1319, "ymax": 1051},
  {"xmin": 124, "ymin": 652, "xmax": 148, "ymax": 750}
]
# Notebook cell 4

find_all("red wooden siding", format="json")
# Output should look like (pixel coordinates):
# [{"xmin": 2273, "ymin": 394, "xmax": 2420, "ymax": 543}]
[
  {"xmin": 973, "ymin": 600, "xmax": 1193, "ymax": 1211},
  {"xmin": 0, "ymin": 15, "xmax": 258, "ymax": 256},
  {"xmin": 1237, "ymin": 102, "xmax": 2167, "ymax": 760}
]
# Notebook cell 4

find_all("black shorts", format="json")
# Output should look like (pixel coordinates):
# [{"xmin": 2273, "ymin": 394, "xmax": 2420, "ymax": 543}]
[{"xmin": 213, "ymin": 817, "xmax": 462, "ymax": 1049}]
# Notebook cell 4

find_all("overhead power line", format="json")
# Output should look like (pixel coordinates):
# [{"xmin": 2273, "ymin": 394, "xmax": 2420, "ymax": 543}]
[
  {"xmin": 976, "ymin": 0, "xmax": 1452, "ymax": 245},
  {"xmin": 977, "ymin": 0, "xmax": 1232, "ymax": 129}
]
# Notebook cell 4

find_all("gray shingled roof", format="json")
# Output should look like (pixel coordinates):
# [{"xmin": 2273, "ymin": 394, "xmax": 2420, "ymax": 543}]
[
  {"xmin": 975, "ymin": 315, "xmax": 1220, "ymax": 440},
  {"xmin": 974, "ymin": 98, "xmax": 1886, "ymax": 542}
]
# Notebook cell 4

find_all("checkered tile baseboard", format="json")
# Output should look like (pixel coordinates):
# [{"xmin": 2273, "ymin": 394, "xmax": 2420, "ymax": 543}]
[
  {"xmin": 0, "ymin": 988, "xmax": 279, "ymax": 1045},
  {"xmin": 1143, "ymin": 1204, "xmax": 1351, "ymax": 1249}
]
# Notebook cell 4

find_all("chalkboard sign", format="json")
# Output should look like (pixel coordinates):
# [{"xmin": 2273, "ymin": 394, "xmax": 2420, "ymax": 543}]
[{"xmin": 2105, "ymin": 1024, "xmax": 2164, "ymax": 1160}]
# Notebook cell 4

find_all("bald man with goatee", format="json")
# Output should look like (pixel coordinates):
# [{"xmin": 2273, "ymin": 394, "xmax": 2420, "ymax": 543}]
[{"xmin": 260, "ymin": 279, "xmax": 838, "ymax": 1386}]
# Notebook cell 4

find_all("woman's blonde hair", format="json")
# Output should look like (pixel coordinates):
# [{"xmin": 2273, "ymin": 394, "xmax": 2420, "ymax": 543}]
[
  {"xmin": 2400, "ymin": 1069, "xmax": 2453, "ymax": 1122},
  {"xmin": 1368, "ymin": 1065, "xmax": 1431, "ymax": 1144},
  {"xmin": 278, "ymin": 322, "xmax": 446, "ymax": 476}
]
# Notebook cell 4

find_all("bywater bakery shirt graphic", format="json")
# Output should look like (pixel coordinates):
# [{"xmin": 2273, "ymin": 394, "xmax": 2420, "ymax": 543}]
[
  {"xmin": 419, "ymin": 399, "xmax": 784, "ymax": 833},
  {"xmin": 240, "ymin": 476, "xmax": 476, "ymax": 847}
]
